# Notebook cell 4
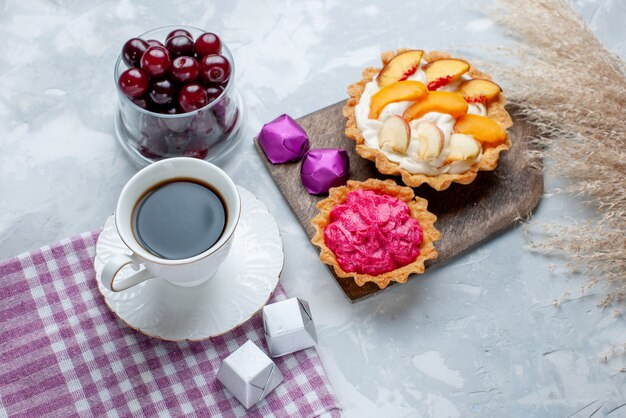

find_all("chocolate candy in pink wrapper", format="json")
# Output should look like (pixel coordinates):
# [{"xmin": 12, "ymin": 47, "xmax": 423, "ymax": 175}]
[
  {"xmin": 301, "ymin": 149, "xmax": 350, "ymax": 195},
  {"xmin": 258, "ymin": 114, "xmax": 309, "ymax": 164}
]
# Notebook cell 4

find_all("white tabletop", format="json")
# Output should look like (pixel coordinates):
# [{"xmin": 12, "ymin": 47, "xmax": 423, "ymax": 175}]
[{"xmin": 1, "ymin": 1, "xmax": 624, "ymax": 416}]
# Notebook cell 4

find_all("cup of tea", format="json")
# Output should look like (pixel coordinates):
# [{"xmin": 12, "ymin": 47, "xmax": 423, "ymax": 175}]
[{"xmin": 101, "ymin": 157, "xmax": 241, "ymax": 292}]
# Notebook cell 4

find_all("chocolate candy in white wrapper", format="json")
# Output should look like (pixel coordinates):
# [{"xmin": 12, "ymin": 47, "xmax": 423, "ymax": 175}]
[
  {"xmin": 262, "ymin": 298, "xmax": 318, "ymax": 357},
  {"xmin": 216, "ymin": 340, "xmax": 284, "ymax": 409},
  {"xmin": 300, "ymin": 148, "xmax": 350, "ymax": 195},
  {"xmin": 258, "ymin": 114, "xmax": 310, "ymax": 164}
]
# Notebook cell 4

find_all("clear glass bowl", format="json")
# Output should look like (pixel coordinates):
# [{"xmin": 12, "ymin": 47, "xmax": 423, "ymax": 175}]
[{"xmin": 114, "ymin": 25, "xmax": 245, "ymax": 167}]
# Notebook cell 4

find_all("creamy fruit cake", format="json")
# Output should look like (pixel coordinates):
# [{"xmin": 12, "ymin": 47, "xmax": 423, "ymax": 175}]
[{"xmin": 343, "ymin": 49, "xmax": 513, "ymax": 191}]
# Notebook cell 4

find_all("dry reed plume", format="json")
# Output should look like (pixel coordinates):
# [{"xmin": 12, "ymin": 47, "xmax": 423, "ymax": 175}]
[{"xmin": 488, "ymin": 0, "xmax": 625, "ymax": 305}]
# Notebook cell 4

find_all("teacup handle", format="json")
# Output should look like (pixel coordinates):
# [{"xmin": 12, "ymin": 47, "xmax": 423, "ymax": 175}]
[{"xmin": 101, "ymin": 254, "xmax": 155, "ymax": 292}]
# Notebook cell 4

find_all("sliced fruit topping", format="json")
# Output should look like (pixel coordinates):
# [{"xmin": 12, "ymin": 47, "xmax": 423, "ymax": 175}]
[
  {"xmin": 403, "ymin": 91, "xmax": 468, "ymax": 121},
  {"xmin": 423, "ymin": 58, "xmax": 470, "ymax": 91},
  {"xmin": 454, "ymin": 114, "xmax": 507, "ymax": 144},
  {"xmin": 378, "ymin": 116, "xmax": 411, "ymax": 153},
  {"xmin": 445, "ymin": 134, "xmax": 481, "ymax": 164},
  {"xmin": 368, "ymin": 80, "xmax": 428, "ymax": 120},
  {"xmin": 414, "ymin": 122, "xmax": 444, "ymax": 161},
  {"xmin": 377, "ymin": 50, "xmax": 424, "ymax": 88},
  {"xmin": 457, "ymin": 79, "xmax": 502, "ymax": 104}
]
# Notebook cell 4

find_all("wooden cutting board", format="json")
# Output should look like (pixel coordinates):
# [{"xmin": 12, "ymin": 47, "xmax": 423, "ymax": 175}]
[{"xmin": 255, "ymin": 101, "xmax": 542, "ymax": 302}]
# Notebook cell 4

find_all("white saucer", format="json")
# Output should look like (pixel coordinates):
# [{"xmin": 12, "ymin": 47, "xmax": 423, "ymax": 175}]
[{"xmin": 93, "ymin": 186, "xmax": 283, "ymax": 341}]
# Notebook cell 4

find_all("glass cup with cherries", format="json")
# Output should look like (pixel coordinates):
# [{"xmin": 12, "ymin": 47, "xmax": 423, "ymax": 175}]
[{"xmin": 114, "ymin": 26, "xmax": 243, "ymax": 166}]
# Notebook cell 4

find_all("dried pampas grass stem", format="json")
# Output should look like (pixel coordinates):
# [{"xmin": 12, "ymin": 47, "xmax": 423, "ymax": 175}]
[{"xmin": 489, "ymin": 0, "xmax": 625, "ymax": 305}]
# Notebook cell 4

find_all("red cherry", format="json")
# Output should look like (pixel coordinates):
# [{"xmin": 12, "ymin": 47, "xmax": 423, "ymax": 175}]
[
  {"xmin": 191, "ymin": 111, "xmax": 217, "ymax": 135},
  {"xmin": 146, "ymin": 39, "xmax": 164, "ymax": 48},
  {"xmin": 139, "ymin": 114, "xmax": 162, "ymax": 136},
  {"xmin": 122, "ymin": 38, "xmax": 149, "ymax": 68},
  {"xmin": 132, "ymin": 96, "xmax": 150, "ymax": 109},
  {"xmin": 157, "ymin": 105, "xmax": 178, "ymax": 115},
  {"xmin": 140, "ymin": 46, "xmax": 171, "ymax": 78},
  {"xmin": 205, "ymin": 85, "xmax": 223, "ymax": 103},
  {"xmin": 149, "ymin": 78, "xmax": 176, "ymax": 106},
  {"xmin": 170, "ymin": 56, "xmax": 199, "ymax": 84},
  {"xmin": 137, "ymin": 136, "xmax": 168, "ymax": 159},
  {"xmin": 178, "ymin": 83, "xmax": 208, "ymax": 112},
  {"xmin": 166, "ymin": 29, "xmax": 193, "ymax": 42},
  {"xmin": 199, "ymin": 54, "xmax": 231, "ymax": 85},
  {"xmin": 194, "ymin": 33, "xmax": 221, "ymax": 57},
  {"xmin": 212, "ymin": 97, "xmax": 228, "ymax": 126},
  {"xmin": 118, "ymin": 68, "xmax": 149, "ymax": 99},
  {"xmin": 165, "ymin": 35, "xmax": 195, "ymax": 58},
  {"xmin": 183, "ymin": 138, "xmax": 209, "ymax": 159},
  {"xmin": 159, "ymin": 116, "xmax": 190, "ymax": 134},
  {"xmin": 223, "ymin": 108, "xmax": 240, "ymax": 134}
]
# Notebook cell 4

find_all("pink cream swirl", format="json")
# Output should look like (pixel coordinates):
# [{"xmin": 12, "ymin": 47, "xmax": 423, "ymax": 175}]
[{"xmin": 324, "ymin": 189, "xmax": 423, "ymax": 275}]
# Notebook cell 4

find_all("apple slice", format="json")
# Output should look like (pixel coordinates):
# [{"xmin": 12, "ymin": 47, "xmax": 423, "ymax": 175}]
[
  {"xmin": 414, "ymin": 121, "xmax": 444, "ymax": 161},
  {"xmin": 423, "ymin": 58, "xmax": 470, "ymax": 91},
  {"xmin": 368, "ymin": 80, "xmax": 428, "ymax": 120},
  {"xmin": 377, "ymin": 50, "xmax": 424, "ymax": 88},
  {"xmin": 403, "ymin": 91, "xmax": 468, "ymax": 122},
  {"xmin": 445, "ymin": 133, "xmax": 481, "ymax": 164},
  {"xmin": 378, "ymin": 116, "xmax": 411, "ymax": 153},
  {"xmin": 454, "ymin": 114, "xmax": 507, "ymax": 144},
  {"xmin": 457, "ymin": 79, "xmax": 502, "ymax": 104}
]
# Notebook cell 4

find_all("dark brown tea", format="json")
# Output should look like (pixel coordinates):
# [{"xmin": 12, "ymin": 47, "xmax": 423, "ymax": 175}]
[{"xmin": 132, "ymin": 178, "xmax": 226, "ymax": 260}]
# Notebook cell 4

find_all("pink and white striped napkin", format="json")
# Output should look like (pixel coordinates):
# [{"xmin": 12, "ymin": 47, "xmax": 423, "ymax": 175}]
[{"xmin": 0, "ymin": 231, "xmax": 340, "ymax": 417}]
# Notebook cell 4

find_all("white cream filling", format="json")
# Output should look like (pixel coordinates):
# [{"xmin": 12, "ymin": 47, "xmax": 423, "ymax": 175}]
[{"xmin": 355, "ymin": 63, "xmax": 487, "ymax": 175}]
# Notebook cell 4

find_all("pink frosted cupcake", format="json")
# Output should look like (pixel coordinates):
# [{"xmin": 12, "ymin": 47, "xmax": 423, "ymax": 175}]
[{"xmin": 311, "ymin": 178, "xmax": 440, "ymax": 288}]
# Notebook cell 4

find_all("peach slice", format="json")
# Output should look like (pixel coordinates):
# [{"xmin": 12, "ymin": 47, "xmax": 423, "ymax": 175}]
[
  {"xmin": 378, "ymin": 116, "xmax": 411, "ymax": 154},
  {"xmin": 457, "ymin": 79, "xmax": 502, "ymax": 104},
  {"xmin": 368, "ymin": 80, "xmax": 428, "ymax": 120},
  {"xmin": 414, "ymin": 122, "xmax": 444, "ymax": 161},
  {"xmin": 454, "ymin": 114, "xmax": 507, "ymax": 144},
  {"xmin": 445, "ymin": 133, "xmax": 481, "ymax": 164},
  {"xmin": 423, "ymin": 58, "xmax": 470, "ymax": 90},
  {"xmin": 403, "ymin": 91, "xmax": 468, "ymax": 122},
  {"xmin": 377, "ymin": 50, "xmax": 424, "ymax": 88}
]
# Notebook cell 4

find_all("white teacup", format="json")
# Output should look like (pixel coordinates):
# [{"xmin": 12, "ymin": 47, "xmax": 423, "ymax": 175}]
[{"xmin": 101, "ymin": 157, "xmax": 241, "ymax": 292}]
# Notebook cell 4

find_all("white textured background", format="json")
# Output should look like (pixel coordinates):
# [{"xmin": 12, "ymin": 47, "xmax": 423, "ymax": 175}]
[{"xmin": 1, "ymin": 0, "xmax": 624, "ymax": 416}]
